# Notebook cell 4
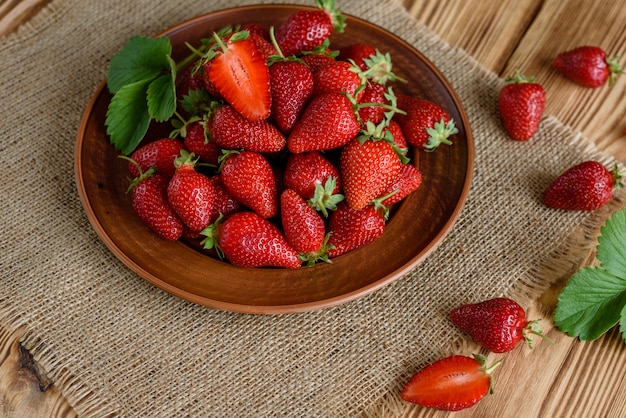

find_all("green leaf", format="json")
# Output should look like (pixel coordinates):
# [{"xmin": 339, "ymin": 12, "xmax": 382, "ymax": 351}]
[
  {"xmin": 147, "ymin": 73, "xmax": 176, "ymax": 122},
  {"xmin": 106, "ymin": 79, "xmax": 152, "ymax": 155},
  {"xmin": 107, "ymin": 36, "xmax": 173, "ymax": 94},
  {"xmin": 621, "ymin": 304, "xmax": 626, "ymax": 343},
  {"xmin": 597, "ymin": 208, "xmax": 626, "ymax": 278},
  {"xmin": 554, "ymin": 266, "xmax": 626, "ymax": 341}
]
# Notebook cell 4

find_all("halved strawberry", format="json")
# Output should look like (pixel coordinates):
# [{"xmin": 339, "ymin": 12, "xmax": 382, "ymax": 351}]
[
  {"xmin": 207, "ymin": 31, "xmax": 271, "ymax": 121},
  {"xmin": 401, "ymin": 354, "xmax": 501, "ymax": 411}
]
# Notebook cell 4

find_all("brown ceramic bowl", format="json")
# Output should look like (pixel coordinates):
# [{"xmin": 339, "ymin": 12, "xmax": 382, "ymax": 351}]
[{"xmin": 75, "ymin": 5, "xmax": 474, "ymax": 314}]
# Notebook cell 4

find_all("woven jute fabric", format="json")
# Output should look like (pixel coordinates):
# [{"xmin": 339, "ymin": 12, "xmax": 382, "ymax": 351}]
[{"xmin": 1, "ymin": 0, "xmax": 624, "ymax": 416}]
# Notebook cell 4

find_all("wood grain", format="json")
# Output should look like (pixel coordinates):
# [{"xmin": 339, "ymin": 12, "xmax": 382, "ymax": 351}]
[{"xmin": 1, "ymin": 0, "xmax": 625, "ymax": 416}]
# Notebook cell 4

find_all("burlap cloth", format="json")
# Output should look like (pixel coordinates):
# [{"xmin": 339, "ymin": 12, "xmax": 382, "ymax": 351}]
[{"xmin": 1, "ymin": 0, "xmax": 625, "ymax": 416}]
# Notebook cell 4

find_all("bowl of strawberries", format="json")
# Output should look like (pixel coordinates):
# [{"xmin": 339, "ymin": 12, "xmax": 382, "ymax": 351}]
[{"xmin": 75, "ymin": 2, "xmax": 474, "ymax": 314}]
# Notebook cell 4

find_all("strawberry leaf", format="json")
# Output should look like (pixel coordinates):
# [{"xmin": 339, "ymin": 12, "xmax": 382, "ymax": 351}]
[
  {"xmin": 105, "ymin": 79, "xmax": 152, "ymax": 155},
  {"xmin": 554, "ymin": 208, "xmax": 626, "ymax": 342},
  {"xmin": 147, "ymin": 72, "xmax": 176, "ymax": 122},
  {"xmin": 107, "ymin": 36, "xmax": 173, "ymax": 94}
]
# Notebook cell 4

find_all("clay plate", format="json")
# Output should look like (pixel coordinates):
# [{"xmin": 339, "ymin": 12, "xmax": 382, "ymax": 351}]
[{"xmin": 75, "ymin": 5, "xmax": 474, "ymax": 314}]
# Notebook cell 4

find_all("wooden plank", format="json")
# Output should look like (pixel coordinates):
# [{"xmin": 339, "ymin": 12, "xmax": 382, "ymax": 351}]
[{"xmin": 0, "ymin": 0, "xmax": 52, "ymax": 36}]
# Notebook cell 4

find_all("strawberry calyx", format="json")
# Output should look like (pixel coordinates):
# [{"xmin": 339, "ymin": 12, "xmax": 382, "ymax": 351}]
[
  {"xmin": 606, "ymin": 55, "xmax": 623, "ymax": 86},
  {"xmin": 299, "ymin": 232, "xmax": 334, "ymax": 267},
  {"xmin": 472, "ymin": 353, "xmax": 502, "ymax": 395},
  {"xmin": 119, "ymin": 155, "xmax": 156, "ymax": 193},
  {"xmin": 199, "ymin": 213, "xmax": 225, "ymax": 259},
  {"xmin": 371, "ymin": 189, "xmax": 399, "ymax": 220},
  {"xmin": 522, "ymin": 319, "xmax": 555, "ymax": 349},
  {"xmin": 610, "ymin": 163, "xmax": 624, "ymax": 188},
  {"xmin": 359, "ymin": 50, "xmax": 407, "ymax": 85},
  {"xmin": 424, "ymin": 118, "xmax": 458, "ymax": 152},
  {"xmin": 315, "ymin": 0, "xmax": 346, "ymax": 33},
  {"xmin": 173, "ymin": 149, "xmax": 200, "ymax": 170},
  {"xmin": 505, "ymin": 69, "xmax": 535, "ymax": 85},
  {"xmin": 308, "ymin": 177, "xmax": 345, "ymax": 217}
]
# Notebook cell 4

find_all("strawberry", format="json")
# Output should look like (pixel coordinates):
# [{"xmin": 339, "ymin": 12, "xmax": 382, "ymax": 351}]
[
  {"xmin": 395, "ymin": 94, "xmax": 457, "ymax": 150},
  {"xmin": 128, "ymin": 138, "xmax": 185, "ymax": 178},
  {"xmin": 311, "ymin": 60, "xmax": 366, "ymax": 100},
  {"xmin": 386, "ymin": 119, "xmax": 408, "ymax": 155},
  {"xmin": 206, "ymin": 31, "xmax": 271, "ymax": 121},
  {"xmin": 128, "ymin": 168, "xmax": 183, "ymax": 241},
  {"xmin": 210, "ymin": 104, "xmax": 286, "ymax": 153},
  {"xmin": 269, "ymin": 59, "xmax": 314, "ymax": 134},
  {"xmin": 166, "ymin": 151, "xmax": 215, "ymax": 232},
  {"xmin": 543, "ymin": 161, "xmax": 623, "ymax": 211},
  {"xmin": 275, "ymin": 0, "xmax": 346, "ymax": 57},
  {"xmin": 202, "ymin": 211, "xmax": 301, "ymax": 269},
  {"xmin": 246, "ymin": 31, "xmax": 277, "ymax": 61},
  {"xmin": 175, "ymin": 60, "xmax": 205, "ymax": 104},
  {"xmin": 450, "ymin": 297, "xmax": 553, "ymax": 353},
  {"xmin": 376, "ymin": 163, "xmax": 422, "ymax": 209},
  {"xmin": 220, "ymin": 151, "xmax": 278, "ymax": 219},
  {"xmin": 327, "ymin": 202, "xmax": 385, "ymax": 258},
  {"xmin": 401, "ymin": 354, "xmax": 501, "ymax": 411},
  {"xmin": 280, "ymin": 189, "xmax": 330, "ymax": 264},
  {"xmin": 300, "ymin": 50, "xmax": 337, "ymax": 72},
  {"xmin": 552, "ymin": 46, "xmax": 623, "ymax": 88},
  {"xmin": 497, "ymin": 70, "xmax": 546, "ymax": 141},
  {"xmin": 337, "ymin": 43, "xmax": 377, "ymax": 71},
  {"xmin": 340, "ymin": 137, "xmax": 403, "ymax": 210},
  {"xmin": 357, "ymin": 81, "xmax": 388, "ymax": 125},
  {"xmin": 182, "ymin": 120, "xmax": 221, "ymax": 166},
  {"xmin": 209, "ymin": 175, "xmax": 243, "ymax": 223},
  {"xmin": 288, "ymin": 92, "xmax": 361, "ymax": 153}
]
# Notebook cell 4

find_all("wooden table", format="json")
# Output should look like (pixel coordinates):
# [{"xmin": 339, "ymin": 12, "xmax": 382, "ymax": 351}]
[{"xmin": 1, "ymin": 1, "xmax": 625, "ymax": 416}]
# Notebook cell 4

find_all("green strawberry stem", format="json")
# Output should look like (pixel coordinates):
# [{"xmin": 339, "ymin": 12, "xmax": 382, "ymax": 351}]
[
  {"xmin": 472, "ymin": 353, "xmax": 502, "ymax": 395},
  {"xmin": 118, "ymin": 155, "xmax": 156, "ymax": 193},
  {"xmin": 611, "ymin": 164, "xmax": 624, "ymax": 188},
  {"xmin": 505, "ymin": 69, "xmax": 535, "ymax": 85},
  {"xmin": 308, "ymin": 177, "xmax": 344, "ymax": 217},
  {"xmin": 360, "ymin": 50, "xmax": 408, "ymax": 85},
  {"xmin": 199, "ymin": 213, "xmax": 225, "ymax": 259},
  {"xmin": 299, "ymin": 233, "xmax": 335, "ymax": 267},
  {"xmin": 606, "ymin": 55, "xmax": 623, "ymax": 86},
  {"xmin": 523, "ymin": 319, "xmax": 555, "ymax": 348},
  {"xmin": 315, "ymin": 0, "xmax": 346, "ymax": 33},
  {"xmin": 424, "ymin": 118, "xmax": 458, "ymax": 152},
  {"xmin": 371, "ymin": 189, "xmax": 399, "ymax": 220}
]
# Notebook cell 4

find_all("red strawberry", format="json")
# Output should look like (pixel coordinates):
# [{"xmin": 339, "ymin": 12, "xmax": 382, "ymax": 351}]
[
  {"xmin": 386, "ymin": 119, "xmax": 408, "ymax": 155},
  {"xmin": 327, "ymin": 202, "xmax": 385, "ymax": 258},
  {"xmin": 209, "ymin": 175, "xmax": 243, "ymax": 223},
  {"xmin": 395, "ymin": 94, "xmax": 457, "ymax": 150},
  {"xmin": 128, "ymin": 169, "xmax": 183, "ymax": 241},
  {"xmin": 340, "ymin": 137, "xmax": 403, "ymax": 211},
  {"xmin": 288, "ymin": 92, "xmax": 361, "ymax": 153},
  {"xmin": 128, "ymin": 138, "xmax": 185, "ymax": 178},
  {"xmin": 280, "ymin": 189, "xmax": 329, "ymax": 264},
  {"xmin": 543, "ymin": 161, "xmax": 622, "ymax": 211},
  {"xmin": 401, "ymin": 354, "xmax": 501, "ymax": 411},
  {"xmin": 166, "ymin": 151, "xmax": 215, "ymax": 232},
  {"xmin": 552, "ymin": 46, "xmax": 623, "ymax": 88},
  {"xmin": 497, "ymin": 70, "xmax": 546, "ymax": 141},
  {"xmin": 300, "ymin": 51, "xmax": 336, "ymax": 72},
  {"xmin": 182, "ymin": 120, "xmax": 221, "ymax": 165},
  {"xmin": 275, "ymin": 0, "xmax": 346, "ymax": 57},
  {"xmin": 377, "ymin": 163, "xmax": 422, "ymax": 208},
  {"xmin": 220, "ymin": 151, "xmax": 278, "ymax": 219},
  {"xmin": 175, "ymin": 60, "xmax": 205, "ymax": 103},
  {"xmin": 206, "ymin": 31, "xmax": 271, "ymax": 121},
  {"xmin": 269, "ymin": 59, "xmax": 314, "ymax": 134},
  {"xmin": 337, "ymin": 43, "xmax": 377, "ymax": 70},
  {"xmin": 450, "ymin": 297, "xmax": 552, "ymax": 353},
  {"xmin": 312, "ymin": 60, "xmax": 365, "ymax": 100},
  {"xmin": 210, "ymin": 104, "xmax": 286, "ymax": 153},
  {"xmin": 284, "ymin": 151, "xmax": 342, "ymax": 199},
  {"xmin": 357, "ymin": 81, "xmax": 388, "ymax": 125},
  {"xmin": 247, "ymin": 32, "xmax": 278, "ymax": 61},
  {"xmin": 202, "ymin": 211, "xmax": 300, "ymax": 268}
]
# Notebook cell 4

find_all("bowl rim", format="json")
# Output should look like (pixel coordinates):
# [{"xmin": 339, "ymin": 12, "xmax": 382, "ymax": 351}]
[{"xmin": 74, "ymin": 4, "xmax": 474, "ymax": 314}]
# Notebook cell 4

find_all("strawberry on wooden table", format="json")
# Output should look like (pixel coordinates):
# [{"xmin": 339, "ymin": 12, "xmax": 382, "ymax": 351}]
[
  {"xmin": 127, "ymin": 167, "xmax": 184, "ymax": 241},
  {"xmin": 219, "ymin": 150, "xmax": 278, "ymax": 219},
  {"xmin": 395, "ymin": 94, "xmax": 457, "ymax": 150},
  {"xmin": 450, "ymin": 297, "xmax": 552, "ymax": 353},
  {"xmin": 552, "ymin": 45, "xmax": 623, "ymax": 88},
  {"xmin": 166, "ymin": 150, "xmax": 215, "ymax": 233},
  {"xmin": 543, "ymin": 160, "xmax": 623, "ymax": 211},
  {"xmin": 274, "ymin": 0, "xmax": 346, "ymax": 57},
  {"xmin": 401, "ymin": 354, "xmax": 501, "ymax": 411},
  {"xmin": 497, "ymin": 70, "xmax": 545, "ymax": 141},
  {"xmin": 202, "ymin": 211, "xmax": 301, "ymax": 269},
  {"xmin": 205, "ymin": 31, "xmax": 271, "ymax": 121}
]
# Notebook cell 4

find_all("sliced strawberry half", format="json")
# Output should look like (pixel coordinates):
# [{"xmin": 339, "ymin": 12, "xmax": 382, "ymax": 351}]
[
  {"xmin": 401, "ymin": 354, "xmax": 501, "ymax": 411},
  {"xmin": 207, "ymin": 32, "xmax": 271, "ymax": 121}
]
